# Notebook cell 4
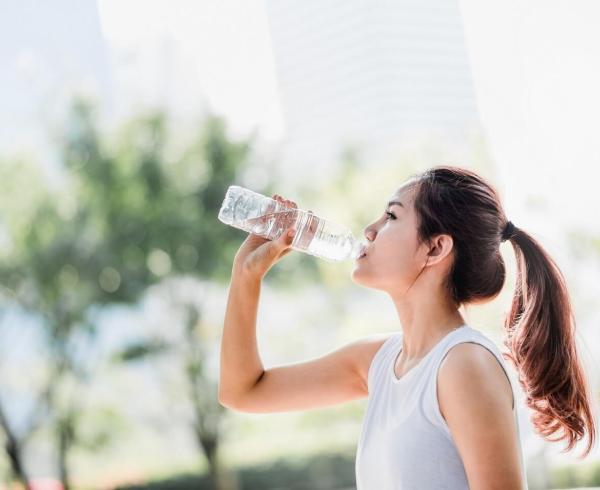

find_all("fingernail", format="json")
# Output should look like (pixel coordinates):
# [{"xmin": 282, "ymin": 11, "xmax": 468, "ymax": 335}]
[{"xmin": 288, "ymin": 229, "xmax": 296, "ymax": 238}]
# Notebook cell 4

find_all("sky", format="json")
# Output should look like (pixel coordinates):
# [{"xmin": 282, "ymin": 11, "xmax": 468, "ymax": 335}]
[
  {"xmin": 459, "ymin": 0, "xmax": 600, "ymax": 236},
  {"xmin": 96, "ymin": 0, "xmax": 285, "ymax": 142}
]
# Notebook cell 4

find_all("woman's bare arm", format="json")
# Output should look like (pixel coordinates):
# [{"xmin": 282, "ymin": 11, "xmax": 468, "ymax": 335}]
[
  {"xmin": 438, "ymin": 343, "xmax": 525, "ymax": 490},
  {"xmin": 218, "ymin": 268, "xmax": 265, "ymax": 405},
  {"xmin": 218, "ymin": 268, "xmax": 391, "ymax": 412}
]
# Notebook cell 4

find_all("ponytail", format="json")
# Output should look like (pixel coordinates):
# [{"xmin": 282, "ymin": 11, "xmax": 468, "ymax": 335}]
[{"xmin": 502, "ymin": 227, "xmax": 597, "ymax": 458}]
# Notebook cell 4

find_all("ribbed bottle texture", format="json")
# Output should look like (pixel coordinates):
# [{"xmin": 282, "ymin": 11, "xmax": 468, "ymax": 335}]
[{"xmin": 218, "ymin": 185, "xmax": 365, "ymax": 262}]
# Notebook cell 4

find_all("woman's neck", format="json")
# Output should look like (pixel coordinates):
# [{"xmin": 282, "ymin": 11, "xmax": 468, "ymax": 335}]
[{"xmin": 391, "ymin": 292, "xmax": 465, "ymax": 361}]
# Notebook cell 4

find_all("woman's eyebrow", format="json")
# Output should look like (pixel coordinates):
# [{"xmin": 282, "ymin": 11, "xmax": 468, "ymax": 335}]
[{"xmin": 387, "ymin": 200, "xmax": 404, "ymax": 209}]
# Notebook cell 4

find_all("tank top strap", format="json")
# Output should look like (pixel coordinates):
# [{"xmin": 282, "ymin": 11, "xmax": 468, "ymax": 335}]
[
  {"xmin": 421, "ymin": 326, "xmax": 514, "ymax": 437},
  {"xmin": 366, "ymin": 332, "xmax": 403, "ymax": 393}
]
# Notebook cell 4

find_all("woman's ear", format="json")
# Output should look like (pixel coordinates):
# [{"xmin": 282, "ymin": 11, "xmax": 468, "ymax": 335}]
[{"xmin": 425, "ymin": 234, "xmax": 454, "ymax": 266}]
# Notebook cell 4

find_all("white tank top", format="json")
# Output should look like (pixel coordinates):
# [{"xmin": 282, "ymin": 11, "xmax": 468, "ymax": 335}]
[{"xmin": 355, "ymin": 324, "xmax": 528, "ymax": 489}]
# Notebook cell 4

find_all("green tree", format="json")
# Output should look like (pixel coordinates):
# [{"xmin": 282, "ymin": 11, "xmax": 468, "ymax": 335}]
[{"xmin": 61, "ymin": 99, "xmax": 254, "ymax": 488}]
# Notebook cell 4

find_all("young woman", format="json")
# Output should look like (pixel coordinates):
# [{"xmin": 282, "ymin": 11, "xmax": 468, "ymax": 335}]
[{"xmin": 219, "ymin": 165, "xmax": 597, "ymax": 489}]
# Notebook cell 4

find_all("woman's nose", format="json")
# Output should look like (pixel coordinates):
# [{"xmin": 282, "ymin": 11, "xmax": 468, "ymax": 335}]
[{"xmin": 364, "ymin": 227, "xmax": 376, "ymax": 242}]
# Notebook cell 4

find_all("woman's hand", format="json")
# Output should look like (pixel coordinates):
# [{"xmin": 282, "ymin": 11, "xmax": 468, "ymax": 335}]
[{"xmin": 232, "ymin": 194, "xmax": 301, "ymax": 280}]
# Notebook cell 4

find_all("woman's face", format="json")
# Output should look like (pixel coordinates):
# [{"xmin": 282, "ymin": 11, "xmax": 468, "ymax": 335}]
[{"xmin": 351, "ymin": 183, "xmax": 426, "ymax": 294}]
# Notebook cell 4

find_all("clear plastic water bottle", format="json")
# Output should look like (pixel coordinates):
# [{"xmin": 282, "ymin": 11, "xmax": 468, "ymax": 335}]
[{"xmin": 218, "ymin": 185, "xmax": 366, "ymax": 262}]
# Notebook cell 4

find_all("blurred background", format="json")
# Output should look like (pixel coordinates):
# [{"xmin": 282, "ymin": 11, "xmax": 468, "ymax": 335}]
[{"xmin": 1, "ymin": 0, "xmax": 600, "ymax": 489}]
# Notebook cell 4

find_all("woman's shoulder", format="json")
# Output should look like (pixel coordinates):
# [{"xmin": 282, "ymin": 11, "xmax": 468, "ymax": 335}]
[{"xmin": 438, "ymin": 326, "xmax": 515, "ymax": 409}]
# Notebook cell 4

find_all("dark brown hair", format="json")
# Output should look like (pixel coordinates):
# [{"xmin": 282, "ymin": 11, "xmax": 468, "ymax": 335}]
[{"xmin": 407, "ymin": 165, "xmax": 597, "ymax": 458}]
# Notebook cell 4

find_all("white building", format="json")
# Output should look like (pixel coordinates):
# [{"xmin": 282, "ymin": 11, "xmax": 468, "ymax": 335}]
[{"xmin": 265, "ymin": 0, "xmax": 480, "ymax": 182}]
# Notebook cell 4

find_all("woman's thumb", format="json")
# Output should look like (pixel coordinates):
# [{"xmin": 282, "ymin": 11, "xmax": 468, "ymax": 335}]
[
  {"xmin": 264, "ymin": 227, "xmax": 295, "ymax": 264},
  {"xmin": 283, "ymin": 227, "xmax": 296, "ymax": 244},
  {"xmin": 276, "ymin": 227, "xmax": 296, "ymax": 251}
]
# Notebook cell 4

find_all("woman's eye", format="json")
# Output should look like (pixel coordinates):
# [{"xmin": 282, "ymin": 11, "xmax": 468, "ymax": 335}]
[{"xmin": 385, "ymin": 211, "xmax": 396, "ymax": 220}]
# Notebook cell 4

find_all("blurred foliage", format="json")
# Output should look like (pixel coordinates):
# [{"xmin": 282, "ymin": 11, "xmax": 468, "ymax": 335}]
[
  {"xmin": 0, "ymin": 95, "xmax": 315, "ymax": 488},
  {"xmin": 112, "ymin": 338, "xmax": 171, "ymax": 363},
  {"xmin": 59, "ymin": 98, "xmax": 249, "ymax": 289},
  {"xmin": 550, "ymin": 460, "xmax": 600, "ymax": 488},
  {"xmin": 115, "ymin": 449, "xmax": 357, "ymax": 490}
]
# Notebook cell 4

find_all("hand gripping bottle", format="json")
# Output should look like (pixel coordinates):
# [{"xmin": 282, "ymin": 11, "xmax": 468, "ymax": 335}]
[{"xmin": 218, "ymin": 185, "xmax": 366, "ymax": 262}]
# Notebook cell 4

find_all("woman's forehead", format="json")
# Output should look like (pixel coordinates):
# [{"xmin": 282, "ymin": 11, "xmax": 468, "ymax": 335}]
[{"xmin": 390, "ymin": 183, "xmax": 416, "ymax": 204}]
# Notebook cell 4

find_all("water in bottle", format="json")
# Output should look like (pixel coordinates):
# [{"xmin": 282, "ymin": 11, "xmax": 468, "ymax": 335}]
[{"xmin": 218, "ymin": 185, "xmax": 366, "ymax": 262}]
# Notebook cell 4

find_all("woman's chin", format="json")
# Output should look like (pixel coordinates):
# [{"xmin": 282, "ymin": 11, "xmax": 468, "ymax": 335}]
[{"xmin": 351, "ymin": 266, "xmax": 370, "ymax": 285}]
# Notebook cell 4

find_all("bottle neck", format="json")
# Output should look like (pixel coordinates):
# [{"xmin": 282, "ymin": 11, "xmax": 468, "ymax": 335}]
[{"xmin": 350, "ymin": 235, "xmax": 366, "ymax": 260}]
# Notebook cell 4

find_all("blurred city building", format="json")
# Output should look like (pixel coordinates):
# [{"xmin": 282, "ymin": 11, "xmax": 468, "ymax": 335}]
[{"xmin": 265, "ymin": 0, "xmax": 480, "ymax": 184}]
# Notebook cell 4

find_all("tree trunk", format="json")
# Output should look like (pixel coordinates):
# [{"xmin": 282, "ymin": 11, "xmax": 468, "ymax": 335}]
[
  {"xmin": 57, "ymin": 419, "xmax": 72, "ymax": 490},
  {"xmin": 200, "ymin": 435, "xmax": 239, "ymax": 490},
  {"xmin": 0, "ymin": 402, "xmax": 30, "ymax": 488},
  {"xmin": 184, "ymin": 305, "xmax": 239, "ymax": 490}
]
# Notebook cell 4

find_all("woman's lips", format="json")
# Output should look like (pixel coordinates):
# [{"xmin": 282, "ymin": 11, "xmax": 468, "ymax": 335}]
[{"xmin": 356, "ymin": 244, "xmax": 370, "ymax": 260}]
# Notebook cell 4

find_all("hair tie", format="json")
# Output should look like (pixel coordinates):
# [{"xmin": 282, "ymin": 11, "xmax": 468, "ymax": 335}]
[{"xmin": 501, "ymin": 221, "xmax": 516, "ymax": 242}]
